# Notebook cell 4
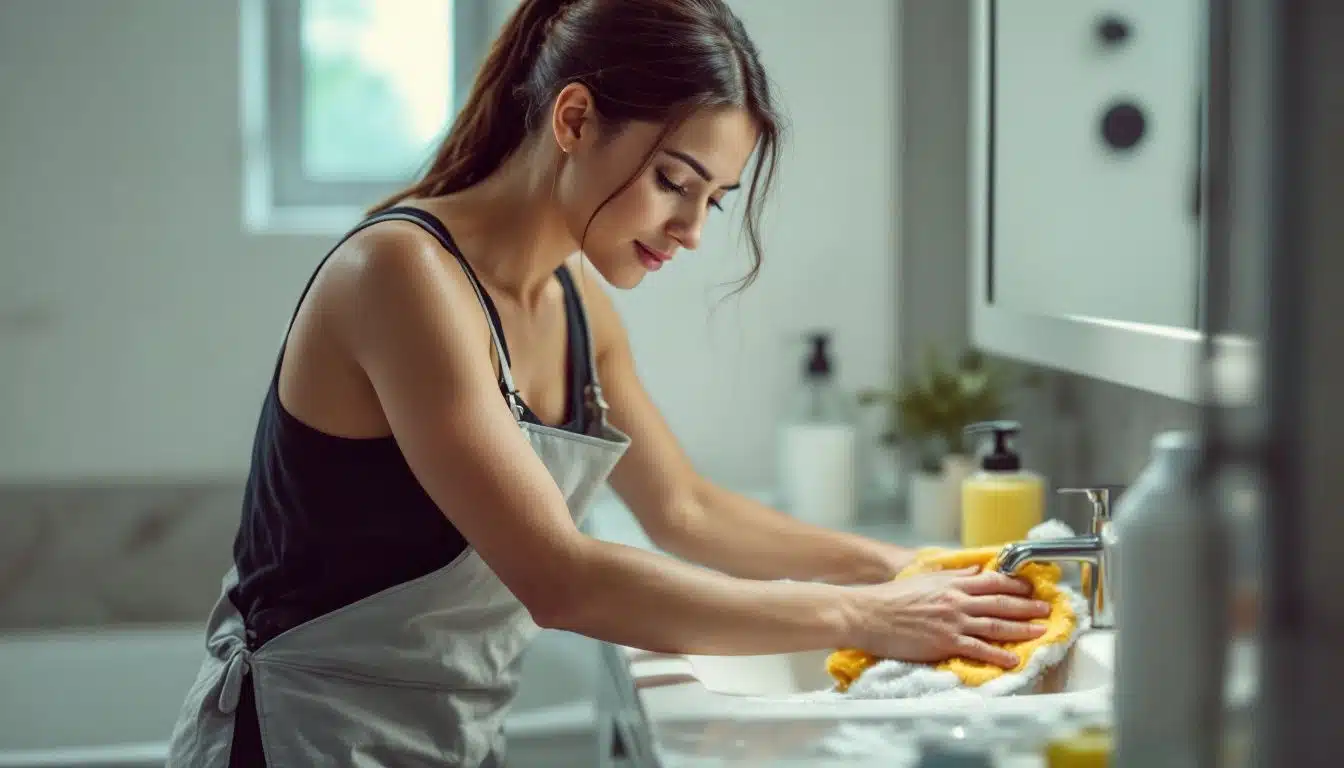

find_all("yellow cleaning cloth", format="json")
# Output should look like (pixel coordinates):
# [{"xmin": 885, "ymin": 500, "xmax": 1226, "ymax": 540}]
[{"xmin": 826, "ymin": 545, "xmax": 1080, "ymax": 692}]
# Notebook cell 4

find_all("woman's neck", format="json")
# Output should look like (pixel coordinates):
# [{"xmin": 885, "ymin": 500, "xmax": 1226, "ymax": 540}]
[{"xmin": 416, "ymin": 141, "xmax": 579, "ymax": 308}]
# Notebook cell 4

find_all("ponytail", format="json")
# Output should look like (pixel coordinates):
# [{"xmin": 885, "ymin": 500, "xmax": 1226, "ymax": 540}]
[
  {"xmin": 369, "ymin": 0, "xmax": 570, "ymax": 213},
  {"xmin": 365, "ymin": 0, "xmax": 783, "ymax": 294}
]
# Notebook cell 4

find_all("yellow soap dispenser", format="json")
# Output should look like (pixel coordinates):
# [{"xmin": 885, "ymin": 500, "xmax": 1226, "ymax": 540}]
[{"xmin": 959, "ymin": 421, "xmax": 1044, "ymax": 547}]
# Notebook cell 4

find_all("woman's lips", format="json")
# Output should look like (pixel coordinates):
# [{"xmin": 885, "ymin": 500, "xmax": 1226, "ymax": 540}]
[{"xmin": 635, "ymin": 241, "xmax": 671, "ymax": 271}]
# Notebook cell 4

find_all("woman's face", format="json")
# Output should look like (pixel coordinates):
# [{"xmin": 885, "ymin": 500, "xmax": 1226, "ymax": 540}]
[{"xmin": 551, "ymin": 92, "xmax": 760, "ymax": 290}]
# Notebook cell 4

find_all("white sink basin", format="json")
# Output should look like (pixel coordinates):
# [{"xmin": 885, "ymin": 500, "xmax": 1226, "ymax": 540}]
[
  {"xmin": 674, "ymin": 647, "xmax": 836, "ymax": 697},
  {"xmin": 676, "ymin": 631, "xmax": 1115, "ymax": 699},
  {"xmin": 626, "ymin": 631, "xmax": 1119, "ymax": 721}
]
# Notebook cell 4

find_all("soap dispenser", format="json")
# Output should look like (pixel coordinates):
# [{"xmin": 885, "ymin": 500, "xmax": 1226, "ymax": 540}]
[
  {"xmin": 959, "ymin": 421, "xmax": 1045, "ymax": 547},
  {"xmin": 777, "ymin": 331, "xmax": 858, "ymax": 528}
]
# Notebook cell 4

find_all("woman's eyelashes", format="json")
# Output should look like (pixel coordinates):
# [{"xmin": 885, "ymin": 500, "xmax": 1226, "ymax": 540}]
[{"xmin": 656, "ymin": 170, "xmax": 724, "ymax": 211}]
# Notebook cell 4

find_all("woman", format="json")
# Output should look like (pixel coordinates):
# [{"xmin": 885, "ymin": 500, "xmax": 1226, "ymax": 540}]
[{"xmin": 169, "ymin": 0, "xmax": 1050, "ymax": 765}]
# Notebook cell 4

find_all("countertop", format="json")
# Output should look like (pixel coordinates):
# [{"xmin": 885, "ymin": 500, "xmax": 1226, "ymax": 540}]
[{"xmin": 580, "ymin": 491, "xmax": 1107, "ymax": 767}]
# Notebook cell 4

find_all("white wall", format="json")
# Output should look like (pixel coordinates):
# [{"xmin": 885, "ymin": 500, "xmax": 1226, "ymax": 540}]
[{"xmin": 0, "ymin": 0, "xmax": 899, "ymax": 492}]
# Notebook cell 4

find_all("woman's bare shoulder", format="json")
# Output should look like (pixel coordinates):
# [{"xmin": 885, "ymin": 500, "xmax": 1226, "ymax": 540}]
[{"xmin": 321, "ymin": 220, "xmax": 494, "ymax": 369}]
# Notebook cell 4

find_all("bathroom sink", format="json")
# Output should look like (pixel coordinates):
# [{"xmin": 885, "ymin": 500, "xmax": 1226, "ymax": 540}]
[
  {"xmin": 675, "ymin": 648, "xmax": 837, "ymax": 697},
  {"xmin": 628, "ymin": 630, "xmax": 1116, "ymax": 708},
  {"xmin": 682, "ymin": 631, "xmax": 1113, "ymax": 698},
  {"xmin": 1031, "ymin": 631, "xmax": 1112, "ymax": 695}
]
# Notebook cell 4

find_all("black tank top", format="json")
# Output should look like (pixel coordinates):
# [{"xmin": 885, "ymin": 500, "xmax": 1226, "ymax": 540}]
[{"xmin": 227, "ymin": 207, "xmax": 595, "ymax": 648}]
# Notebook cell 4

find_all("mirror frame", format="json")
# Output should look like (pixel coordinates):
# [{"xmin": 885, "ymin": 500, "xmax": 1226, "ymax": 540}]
[{"xmin": 967, "ymin": 0, "xmax": 1257, "ymax": 406}]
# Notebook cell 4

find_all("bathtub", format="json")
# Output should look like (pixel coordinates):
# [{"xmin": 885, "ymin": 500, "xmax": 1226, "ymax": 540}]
[{"xmin": 0, "ymin": 624, "xmax": 600, "ymax": 767}]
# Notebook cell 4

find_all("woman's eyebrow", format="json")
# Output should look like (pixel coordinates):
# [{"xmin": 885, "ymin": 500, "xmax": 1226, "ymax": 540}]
[{"xmin": 661, "ymin": 149, "xmax": 741, "ymax": 191}]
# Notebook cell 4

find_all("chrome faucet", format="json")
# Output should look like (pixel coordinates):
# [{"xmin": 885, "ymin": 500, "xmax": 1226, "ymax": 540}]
[{"xmin": 996, "ymin": 486, "xmax": 1122, "ymax": 630}]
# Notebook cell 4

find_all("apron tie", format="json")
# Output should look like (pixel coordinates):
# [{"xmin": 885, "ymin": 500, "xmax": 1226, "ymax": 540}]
[{"xmin": 217, "ymin": 643, "xmax": 253, "ymax": 714}]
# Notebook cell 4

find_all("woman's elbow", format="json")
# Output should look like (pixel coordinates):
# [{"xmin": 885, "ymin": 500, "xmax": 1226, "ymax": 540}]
[
  {"xmin": 509, "ymin": 539, "xmax": 601, "ymax": 632},
  {"xmin": 521, "ymin": 581, "xmax": 588, "ymax": 631},
  {"xmin": 639, "ymin": 493, "xmax": 708, "ymax": 558}
]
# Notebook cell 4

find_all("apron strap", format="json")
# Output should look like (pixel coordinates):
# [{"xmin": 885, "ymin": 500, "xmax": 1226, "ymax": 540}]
[{"xmin": 216, "ymin": 643, "xmax": 253, "ymax": 715}]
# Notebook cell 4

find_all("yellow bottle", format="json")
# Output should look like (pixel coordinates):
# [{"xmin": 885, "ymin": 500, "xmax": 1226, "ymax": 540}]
[
  {"xmin": 960, "ymin": 421, "xmax": 1045, "ymax": 547},
  {"xmin": 1045, "ymin": 726, "xmax": 1113, "ymax": 767}
]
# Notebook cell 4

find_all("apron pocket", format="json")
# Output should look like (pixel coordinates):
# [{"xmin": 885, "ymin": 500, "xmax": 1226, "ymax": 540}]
[{"xmin": 253, "ymin": 662, "xmax": 514, "ymax": 768}]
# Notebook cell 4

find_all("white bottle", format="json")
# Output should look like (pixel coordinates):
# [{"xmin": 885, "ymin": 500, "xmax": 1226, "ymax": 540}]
[
  {"xmin": 778, "ymin": 332, "xmax": 858, "ymax": 529},
  {"xmin": 1112, "ymin": 430, "xmax": 1228, "ymax": 768}
]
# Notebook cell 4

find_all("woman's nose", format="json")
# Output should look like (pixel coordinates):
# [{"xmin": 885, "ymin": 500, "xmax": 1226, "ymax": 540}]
[{"xmin": 668, "ymin": 208, "xmax": 705, "ymax": 252}]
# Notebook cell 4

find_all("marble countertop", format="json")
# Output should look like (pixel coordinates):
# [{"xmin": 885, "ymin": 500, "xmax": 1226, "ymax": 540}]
[{"xmin": 580, "ymin": 491, "xmax": 1104, "ymax": 766}]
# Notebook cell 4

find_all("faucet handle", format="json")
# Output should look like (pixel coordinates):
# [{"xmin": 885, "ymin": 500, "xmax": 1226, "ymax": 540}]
[{"xmin": 1057, "ymin": 486, "xmax": 1125, "ymax": 526}]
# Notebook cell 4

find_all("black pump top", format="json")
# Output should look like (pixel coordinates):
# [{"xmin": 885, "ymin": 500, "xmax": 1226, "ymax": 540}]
[
  {"xmin": 964, "ymin": 420, "xmax": 1023, "ymax": 472},
  {"xmin": 804, "ymin": 332, "xmax": 833, "ymax": 378}
]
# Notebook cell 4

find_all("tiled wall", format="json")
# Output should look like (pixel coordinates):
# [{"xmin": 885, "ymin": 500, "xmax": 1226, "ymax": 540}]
[
  {"xmin": 0, "ymin": 0, "xmax": 903, "ymax": 632},
  {"xmin": 0, "ymin": 1, "xmax": 1202, "ymax": 635},
  {"xmin": 0, "ymin": 483, "xmax": 242, "ymax": 630},
  {"xmin": 1008, "ymin": 371, "xmax": 1199, "ymax": 531}
]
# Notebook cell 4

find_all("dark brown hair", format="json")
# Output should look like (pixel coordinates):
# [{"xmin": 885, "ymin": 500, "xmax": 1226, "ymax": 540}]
[{"xmin": 371, "ymin": 0, "xmax": 784, "ymax": 289}]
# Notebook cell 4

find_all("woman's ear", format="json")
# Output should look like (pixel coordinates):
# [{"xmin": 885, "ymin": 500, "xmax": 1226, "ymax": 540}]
[{"xmin": 550, "ymin": 82, "xmax": 598, "ymax": 155}]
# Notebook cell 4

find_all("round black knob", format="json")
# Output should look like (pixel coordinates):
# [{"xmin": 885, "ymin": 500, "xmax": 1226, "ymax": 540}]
[
  {"xmin": 1097, "ymin": 16, "xmax": 1131, "ymax": 46},
  {"xmin": 1100, "ymin": 101, "xmax": 1147, "ymax": 151}
]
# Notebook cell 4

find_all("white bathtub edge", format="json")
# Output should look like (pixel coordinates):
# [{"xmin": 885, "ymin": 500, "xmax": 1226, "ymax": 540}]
[
  {"xmin": 0, "ymin": 703, "xmax": 596, "ymax": 768},
  {"xmin": 0, "ymin": 742, "xmax": 166, "ymax": 768}
]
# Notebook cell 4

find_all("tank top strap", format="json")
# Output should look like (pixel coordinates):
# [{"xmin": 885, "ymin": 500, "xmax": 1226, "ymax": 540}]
[
  {"xmin": 366, "ymin": 207, "xmax": 526, "ymax": 418},
  {"xmin": 553, "ymin": 264, "xmax": 610, "ymax": 430},
  {"xmin": 279, "ymin": 207, "xmax": 526, "ymax": 421}
]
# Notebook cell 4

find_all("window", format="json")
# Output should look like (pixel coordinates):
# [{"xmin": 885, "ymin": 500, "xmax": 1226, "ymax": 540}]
[{"xmin": 242, "ymin": 0, "xmax": 495, "ymax": 233}]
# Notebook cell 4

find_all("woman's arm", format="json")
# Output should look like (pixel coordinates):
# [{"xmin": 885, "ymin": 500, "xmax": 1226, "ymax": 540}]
[
  {"xmin": 677, "ymin": 483, "xmax": 917, "ymax": 584},
  {"xmin": 332, "ymin": 230, "xmax": 862, "ymax": 655},
  {"xmin": 576, "ymin": 263, "xmax": 915, "ymax": 585},
  {"xmin": 328, "ymin": 238, "xmax": 1043, "ymax": 666}
]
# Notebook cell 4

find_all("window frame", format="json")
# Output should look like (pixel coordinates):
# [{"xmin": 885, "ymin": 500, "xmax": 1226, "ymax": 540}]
[{"xmin": 241, "ymin": 0, "xmax": 493, "ymax": 234}]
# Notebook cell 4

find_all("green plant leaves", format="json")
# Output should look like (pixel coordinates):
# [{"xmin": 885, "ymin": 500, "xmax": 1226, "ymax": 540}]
[{"xmin": 858, "ymin": 345, "xmax": 1039, "ymax": 462}]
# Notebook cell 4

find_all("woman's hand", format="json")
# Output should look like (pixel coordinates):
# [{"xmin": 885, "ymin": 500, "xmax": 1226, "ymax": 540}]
[
  {"xmin": 871, "ymin": 542, "xmax": 920, "ymax": 581},
  {"xmin": 848, "ymin": 567, "xmax": 1052, "ymax": 669}
]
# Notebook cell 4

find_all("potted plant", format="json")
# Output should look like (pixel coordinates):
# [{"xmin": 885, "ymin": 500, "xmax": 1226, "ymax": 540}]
[{"xmin": 860, "ymin": 346, "xmax": 1039, "ymax": 540}]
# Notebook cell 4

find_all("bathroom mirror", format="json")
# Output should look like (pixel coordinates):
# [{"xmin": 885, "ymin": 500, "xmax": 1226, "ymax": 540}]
[
  {"xmin": 987, "ymin": 0, "xmax": 1207, "ymax": 330},
  {"xmin": 968, "ymin": 0, "xmax": 1257, "ymax": 404}
]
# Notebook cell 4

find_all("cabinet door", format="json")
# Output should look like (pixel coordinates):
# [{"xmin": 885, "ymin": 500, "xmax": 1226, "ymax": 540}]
[{"xmin": 990, "ymin": 0, "xmax": 1204, "ymax": 329}]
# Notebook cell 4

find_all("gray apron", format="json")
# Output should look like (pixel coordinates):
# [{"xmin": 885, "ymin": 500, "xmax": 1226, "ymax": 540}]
[{"xmin": 167, "ymin": 253, "xmax": 630, "ymax": 767}]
